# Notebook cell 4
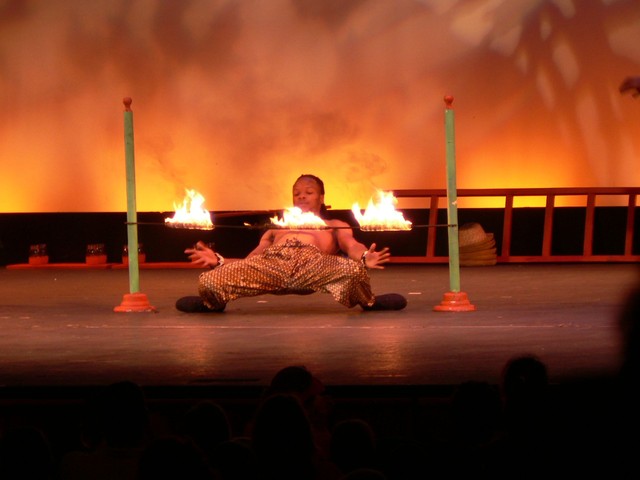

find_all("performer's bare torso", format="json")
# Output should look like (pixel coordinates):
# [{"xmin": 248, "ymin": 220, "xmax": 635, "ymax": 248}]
[{"xmin": 269, "ymin": 220, "xmax": 342, "ymax": 255}]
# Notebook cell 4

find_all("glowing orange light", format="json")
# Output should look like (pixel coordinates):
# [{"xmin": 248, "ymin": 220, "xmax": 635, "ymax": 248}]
[
  {"xmin": 165, "ymin": 189, "xmax": 214, "ymax": 230},
  {"xmin": 270, "ymin": 207, "xmax": 327, "ymax": 229},
  {"xmin": 352, "ymin": 190, "xmax": 412, "ymax": 231}
]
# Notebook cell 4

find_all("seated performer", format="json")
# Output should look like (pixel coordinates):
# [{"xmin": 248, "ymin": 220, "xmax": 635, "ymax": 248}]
[{"xmin": 176, "ymin": 174, "xmax": 407, "ymax": 313}]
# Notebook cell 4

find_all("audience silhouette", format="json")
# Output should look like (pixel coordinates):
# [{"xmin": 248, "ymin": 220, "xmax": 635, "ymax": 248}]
[
  {"xmin": 137, "ymin": 435, "xmax": 213, "ymax": 480},
  {"xmin": 263, "ymin": 365, "xmax": 333, "ymax": 458},
  {"xmin": 485, "ymin": 355, "xmax": 558, "ymax": 478},
  {"xmin": 249, "ymin": 392, "xmax": 324, "ymax": 480},
  {"xmin": 209, "ymin": 438, "xmax": 260, "ymax": 480},
  {"xmin": 4, "ymin": 279, "xmax": 640, "ymax": 480},
  {"xmin": 0, "ymin": 425, "xmax": 55, "ymax": 480},
  {"xmin": 329, "ymin": 418, "xmax": 379, "ymax": 476},
  {"xmin": 439, "ymin": 380, "xmax": 503, "ymax": 477},
  {"xmin": 178, "ymin": 399, "xmax": 232, "ymax": 467},
  {"xmin": 339, "ymin": 468, "xmax": 387, "ymax": 480},
  {"xmin": 58, "ymin": 380, "xmax": 152, "ymax": 480}
]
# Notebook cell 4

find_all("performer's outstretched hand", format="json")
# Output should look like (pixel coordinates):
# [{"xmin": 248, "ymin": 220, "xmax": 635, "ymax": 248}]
[
  {"xmin": 363, "ymin": 243, "xmax": 391, "ymax": 269},
  {"xmin": 184, "ymin": 241, "xmax": 220, "ymax": 268}
]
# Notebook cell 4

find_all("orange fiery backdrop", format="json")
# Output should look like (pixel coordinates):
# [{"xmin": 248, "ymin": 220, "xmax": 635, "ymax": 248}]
[{"xmin": 1, "ymin": 0, "xmax": 639, "ymax": 213}]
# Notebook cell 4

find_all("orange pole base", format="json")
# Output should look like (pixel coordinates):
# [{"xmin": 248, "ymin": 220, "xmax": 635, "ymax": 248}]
[
  {"xmin": 433, "ymin": 291, "xmax": 476, "ymax": 312},
  {"xmin": 114, "ymin": 292, "xmax": 157, "ymax": 313}
]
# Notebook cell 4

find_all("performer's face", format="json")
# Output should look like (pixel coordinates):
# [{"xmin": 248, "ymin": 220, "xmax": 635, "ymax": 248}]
[{"xmin": 292, "ymin": 177, "xmax": 324, "ymax": 215}]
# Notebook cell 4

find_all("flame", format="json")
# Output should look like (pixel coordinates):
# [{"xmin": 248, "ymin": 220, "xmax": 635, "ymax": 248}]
[
  {"xmin": 165, "ymin": 189, "xmax": 214, "ymax": 230},
  {"xmin": 270, "ymin": 207, "xmax": 327, "ymax": 229},
  {"xmin": 352, "ymin": 191, "xmax": 412, "ymax": 231}
]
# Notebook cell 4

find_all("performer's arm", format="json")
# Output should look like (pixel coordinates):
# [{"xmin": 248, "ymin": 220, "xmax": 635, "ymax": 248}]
[{"xmin": 333, "ymin": 220, "xmax": 391, "ymax": 269}]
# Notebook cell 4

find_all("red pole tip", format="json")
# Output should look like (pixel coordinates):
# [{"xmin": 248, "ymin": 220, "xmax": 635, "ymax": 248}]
[
  {"xmin": 433, "ymin": 291, "xmax": 475, "ymax": 312},
  {"xmin": 444, "ymin": 95, "xmax": 454, "ymax": 108},
  {"xmin": 114, "ymin": 292, "xmax": 156, "ymax": 313},
  {"xmin": 123, "ymin": 97, "xmax": 132, "ymax": 111}
]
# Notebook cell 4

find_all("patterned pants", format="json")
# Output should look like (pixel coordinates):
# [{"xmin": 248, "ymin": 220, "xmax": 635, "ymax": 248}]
[{"xmin": 198, "ymin": 239, "xmax": 375, "ymax": 309}]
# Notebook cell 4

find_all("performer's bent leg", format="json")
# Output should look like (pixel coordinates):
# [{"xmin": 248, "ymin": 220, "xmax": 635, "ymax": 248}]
[
  {"xmin": 323, "ymin": 259, "xmax": 375, "ymax": 308},
  {"xmin": 290, "ymin": 251, "xmax": 375, "ymax": 308},
  {"xmin": 198, "ymin": 255, "xmax": 289, "ymax": 310},
  {"xmin": 291, "ymin": 250, "xmax": 406, "ymax": 310}
]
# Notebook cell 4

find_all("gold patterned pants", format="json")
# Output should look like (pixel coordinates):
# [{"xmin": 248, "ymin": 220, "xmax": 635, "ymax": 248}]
[{"xmin": 198, "ymin": 239, "xmax": 375, "ymax": 309}]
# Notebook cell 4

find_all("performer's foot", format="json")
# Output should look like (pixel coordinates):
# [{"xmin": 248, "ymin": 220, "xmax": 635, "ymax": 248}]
[
  {"xmin": 175, "ymin": 296, "xmax": 225, "ymax": 313},
  {"xmin": 362, "ymin": 293, "xmax": 407, "ymax": 311}
]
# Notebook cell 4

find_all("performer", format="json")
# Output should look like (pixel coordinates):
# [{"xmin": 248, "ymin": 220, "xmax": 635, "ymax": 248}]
[{"xmin": 176, "ymin": 174, "xmax": 407, "ymax": 313}]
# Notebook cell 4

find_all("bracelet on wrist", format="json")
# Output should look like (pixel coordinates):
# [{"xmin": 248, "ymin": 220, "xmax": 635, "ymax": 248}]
[
  {"xmin": 210, "ymin": 252, "xmax": 225, "ymax": 269},
  {"xmin": 361, "ymin": 251, "xmax": 369, "ymax": 267}
]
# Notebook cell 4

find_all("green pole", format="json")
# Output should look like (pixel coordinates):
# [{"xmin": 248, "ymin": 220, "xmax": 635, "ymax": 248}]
[
  {"xmin": 123, "ymin": 97, "xmax": 140, "ymax": 294},
  {"xmin": 444, "ymin": 95, "xmax": 460, "ymax": 293}
]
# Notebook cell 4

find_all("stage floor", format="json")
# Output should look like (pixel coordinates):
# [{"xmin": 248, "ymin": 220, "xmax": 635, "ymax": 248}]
[{"xmin": 1, "ymin": 262, "xmax": 638, "ymax": 391}]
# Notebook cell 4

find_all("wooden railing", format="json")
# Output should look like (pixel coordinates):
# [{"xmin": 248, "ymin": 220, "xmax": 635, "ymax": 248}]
[{"xmin": 390, "ymin": 187, "xmax": 640, "ymax": 263}]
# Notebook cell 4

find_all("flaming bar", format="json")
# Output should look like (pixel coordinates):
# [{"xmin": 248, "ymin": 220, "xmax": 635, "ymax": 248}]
[
  {"xmin": 352, "ymin": 190, "xmax": 412, "ymax": 231},
  {"xmin": 270, "ymin": 207, "xmax": 327, "ymax": 229},
  {"xmin": 165, "ymin": 189, "xmax": 214, "ymax": 230}
]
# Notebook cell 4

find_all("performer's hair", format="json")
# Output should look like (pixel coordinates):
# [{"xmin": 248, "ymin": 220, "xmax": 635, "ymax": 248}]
[
  {"xmin": 296, "ymin": 174, "xmax": 325, "ymax": 194},
  {"xmin": 295, "ymin": 174, "xmax": 330, "ymax": 219}
]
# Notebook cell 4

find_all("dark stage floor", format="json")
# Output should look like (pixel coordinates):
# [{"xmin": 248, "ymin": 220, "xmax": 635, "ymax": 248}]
[{"xmin": 1, "ymin": 262, "xmax": 638, "ymax": 390}]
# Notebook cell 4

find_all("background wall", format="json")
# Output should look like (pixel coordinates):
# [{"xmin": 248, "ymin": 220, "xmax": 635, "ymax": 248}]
[{"xmin": 1, "ymin": 0, "xmax": 639, "ymax": 214}]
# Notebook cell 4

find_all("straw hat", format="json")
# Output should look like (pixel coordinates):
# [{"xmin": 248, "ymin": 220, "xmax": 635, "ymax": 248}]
[
  {"xmin": 460, "ymin": 248, "xmax": 497, "ymax": 260},
  {"xmin": 459, "ymin": 235, "xmax": 495, "ymax": 253},
  {"xmin": 458, "ymin": 222, "xmax": 492, "ymax": 247},
  {"xmin": 458, "ymin": 222, "xmax": 497, "ymax": 266},
  {"xmin": 460, "ymin": 257, "xmax": 498, "ymax": 267}
]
